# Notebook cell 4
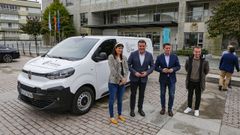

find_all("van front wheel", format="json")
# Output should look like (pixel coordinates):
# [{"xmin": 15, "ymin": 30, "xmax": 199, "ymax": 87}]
[{"xmin": 72, "ymin": 86, "xmax": 94, "ymax": 115}]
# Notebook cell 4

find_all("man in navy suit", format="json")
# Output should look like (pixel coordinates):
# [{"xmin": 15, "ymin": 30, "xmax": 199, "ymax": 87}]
[
  {"xmin": 155, "ymin": 43, "xmax": 180, "ymax": 117},
  {"xmin": 128, "ymin": 39, "xmax": 154, "ymax": 117}
]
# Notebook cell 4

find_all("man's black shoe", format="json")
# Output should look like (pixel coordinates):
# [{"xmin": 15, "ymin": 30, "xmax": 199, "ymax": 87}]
[
  {"xmin": 160, "ymin": 108, "xmax": 165, "ymax": 115},
  {"xmin": 219, "ymin": 86, "xmax": 222, "ymax": 91},
  {"xmin": 138, "ymin": 110, "xmax": 145, "ymax": 117},
  {"xmin": 130, "ymin": 111, "xmax": 135, "ymax": 117},
  {"xmin": 223, "ymin": 89, "xmax": 228, "ymax": 91},
  {"xmin": 168, "ymin": 111, "xmax": 173, "ymax": 117}
]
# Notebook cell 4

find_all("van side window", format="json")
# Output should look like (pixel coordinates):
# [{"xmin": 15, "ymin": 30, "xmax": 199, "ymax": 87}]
[{"xmin": 92, "ymin": 39, "xmax": 116, "ymax": 62}]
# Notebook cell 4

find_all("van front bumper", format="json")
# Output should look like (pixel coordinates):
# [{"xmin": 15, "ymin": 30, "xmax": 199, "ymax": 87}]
[{"xmin": 17, "ymin": 82, "xmax": 74, "ymax": 111}]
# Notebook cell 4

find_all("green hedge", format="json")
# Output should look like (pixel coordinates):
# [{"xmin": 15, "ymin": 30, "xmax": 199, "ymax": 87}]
[{"xmin": 176, "ymin": 48, "xmax": 209, "ymax": 56}]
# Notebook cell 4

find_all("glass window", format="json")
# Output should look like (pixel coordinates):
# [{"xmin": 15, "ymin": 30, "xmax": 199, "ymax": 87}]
[
  {"xmin": 186, "ymin": 3, "xmax": 207, "ymax": 22},
  {"xmin": 204, "ymin": 3, "xmax": 209, "ymax": 18},
  {"xmin": 155, "ymin": 7, "xmax": 178, "ymax": 22},
  {"xmin": 92, "ymin": 39, "xmax": 116, "ymax": 62},
  {"xmin": 153, "ymin": 34, "xmax": 161, "ymax": 49},
  {"xmin": 120, "ymin": 12, "xmax": 126, "ymax": 24},
  {"xmin": 109, "ymin": 12, "xmax": 120, "ymax": 24},
  {"xmin": 80, "ymin": 13, "xmax": 88, "ymax": 26},
  {"xmin": 154, "ymin": 13, "xmax": 161, "ymax": 22},
  {"xmin": 80, "ymin": 0, "xmax": 90, "ymax": 6},
  {"xmin": 0, "ymin": 4, "xmax": 17, "ymax": 11},
  {"xmin": 8, "ymin": 23, "xmax": 12, "ymax": 28},
  {"xmin": 124, "ymin": 9, "xmax": 138, "ymax": 23},
  {"xmin": 160, "ymin": 8, "xmax": 177, "ymax": 21},
  {"xmin": 104, "ymin": 6, "xmax": 178, "ymax": 24},
  {"xmin": 95, "ymin": 0, "xmax": 107, "ymax": 4},
  {"xmin": 139, "ymin": 9, "xmax": 154, "ymax": 23},
  {"xmin": 28, "ymin": 8, "xmax": 41, "ymax": 14},
  {"xmin": 192, "ymin": 7, "xmax": 203, "ymax": 21},
  {"xmin": 47, "ymin": 38, "xmax": 99, "ymax": 61},
  {"xmin": 0, "ymin": 14, "xmax": 18, "ymax": 20},
  {"xmin": 66, "ymin": 0, "xmax": 73, "ymax": 6},
  {"xmin": 184, "ymin": 32, "xmax": 204, "ymax": 47},
  {"xmin": 69, "ymin": 15, "xmax": 73, "ymax": 23}
]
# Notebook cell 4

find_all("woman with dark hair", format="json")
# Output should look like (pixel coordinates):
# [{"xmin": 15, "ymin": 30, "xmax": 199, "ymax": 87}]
[{"xmin": 108, "ymin": 43, "xmax": 129, "ymax": 124}]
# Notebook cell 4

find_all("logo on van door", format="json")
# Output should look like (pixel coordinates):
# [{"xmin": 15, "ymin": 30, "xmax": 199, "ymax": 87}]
[
  {"xmin": 125, "ymin": 42, "xmax": 134, "ymax": 53},
  {"xmin": 28, "ymin": 71, "xmax": 32, "ymax": 80}
]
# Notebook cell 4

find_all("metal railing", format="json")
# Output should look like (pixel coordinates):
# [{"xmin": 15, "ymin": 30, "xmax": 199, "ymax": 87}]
[
  {"xmin": 1, "ymin": 41, "xmax": 52, "ymax": 56},
  {"xmin": 185, "ymin": 10, "xmax": 209, "ymax": 22}
]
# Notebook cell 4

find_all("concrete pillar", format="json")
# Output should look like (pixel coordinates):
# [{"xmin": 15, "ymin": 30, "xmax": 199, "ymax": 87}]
[
  {"xmin": 177, "ymin": 0, "xmax": 187, "ymax": 49},
  {"xmin": 73, "ymin": 0, "xmax": 81, "ymax": 35}
]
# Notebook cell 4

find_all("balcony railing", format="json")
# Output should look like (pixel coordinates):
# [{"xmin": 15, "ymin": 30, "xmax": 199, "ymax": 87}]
[
  {"xmin": 185, "ymin": 10, "xmax": 209, "ymax": 22},
  {"xmin": 106, "ymin": 13, "xmax": 178, "ymax": 25}
]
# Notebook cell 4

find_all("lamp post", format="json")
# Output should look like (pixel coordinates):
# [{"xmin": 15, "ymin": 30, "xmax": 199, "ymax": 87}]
[{"xmin": 3, "ymin": 31, "xmax": 5, "ymax": 46}]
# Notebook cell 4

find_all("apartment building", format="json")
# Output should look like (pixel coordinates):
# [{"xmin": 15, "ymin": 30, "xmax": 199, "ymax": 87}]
[
  {"xmin": 0, "ymin": 0, "xmax": 41, "ymax": 45},
  {"xmin": 43, "ymin": 0, "xmax": 236, "ymax": 54}
]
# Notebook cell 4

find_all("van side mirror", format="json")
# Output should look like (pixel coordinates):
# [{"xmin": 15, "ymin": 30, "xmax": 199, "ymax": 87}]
[
  {"xmin": 94, "ymin": 52, "xmax": 107, "ymax": 62},
  {"xmin": 99, "ymin": 52, "xmax": 107, "ymax": 59}
]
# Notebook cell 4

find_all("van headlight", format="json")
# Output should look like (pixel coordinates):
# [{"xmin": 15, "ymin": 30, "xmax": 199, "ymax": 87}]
[{"xmin": 46, "ymin": 68, "xmax": 75, "ymax": 80}]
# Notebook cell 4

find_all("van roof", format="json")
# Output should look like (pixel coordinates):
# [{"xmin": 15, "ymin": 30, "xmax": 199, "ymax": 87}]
[{"xmin": 71, "ymin": 36, "xmax": 151, "ymax": 41}]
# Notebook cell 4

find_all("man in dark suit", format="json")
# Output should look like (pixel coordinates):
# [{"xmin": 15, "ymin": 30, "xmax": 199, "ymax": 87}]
[
  {"xmin": 155, "ymin": 43, "xmax": 180, "ymax": 117},
  {"xmin": 128, "ymin": 39, "xmax": 154, "ymax": 117}
]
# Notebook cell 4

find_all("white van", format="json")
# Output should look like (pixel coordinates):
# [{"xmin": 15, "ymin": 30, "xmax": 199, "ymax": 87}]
[{"xmin": 17, "ymin": 36, "xmax": 153, "ymax": 114}]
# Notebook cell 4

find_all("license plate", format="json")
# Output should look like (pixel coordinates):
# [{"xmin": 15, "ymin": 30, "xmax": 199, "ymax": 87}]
[{"xmin": 20, "ymin": 89, "xmax": 33, "ymax": 98}]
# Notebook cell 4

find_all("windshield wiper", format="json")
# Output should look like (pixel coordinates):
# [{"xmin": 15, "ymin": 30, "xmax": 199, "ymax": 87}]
[
  {"xmin": 51, "ymin": 56, "xmax": 74, "ymax": 61},
  {"xmin": 46, "ymin": 54, "xmax": 77, "ymax": 61},
  {"xmin": 45, "ymin": 54, "xmax": 52, "ymax": 58}
]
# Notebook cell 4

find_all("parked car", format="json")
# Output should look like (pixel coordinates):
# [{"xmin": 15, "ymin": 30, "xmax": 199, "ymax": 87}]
[
  {"xmin": 17, "ymin": 36, "xmax": 153, "ymax": 115},
  {"xmin": 0, "ymin": 45, "xmax": 20, "ymax": 63}
]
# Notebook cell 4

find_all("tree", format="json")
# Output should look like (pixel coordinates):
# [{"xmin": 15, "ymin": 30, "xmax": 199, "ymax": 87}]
[
  {"xmin": 207, "ymin": 0, "xmax": 240, "ymax": 45},
  {"xmin": 20, "ymin": 16, "xmax": 41, "ymax": 55},
  {"xmin": 41, "ymin": 0, "xmax": 76, "ymax": 44}
]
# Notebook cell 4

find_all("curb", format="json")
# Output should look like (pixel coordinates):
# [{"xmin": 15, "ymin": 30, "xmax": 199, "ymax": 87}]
[{"xmin": 177, "ymin": 72, "xmax": 240, "ymax": 87}]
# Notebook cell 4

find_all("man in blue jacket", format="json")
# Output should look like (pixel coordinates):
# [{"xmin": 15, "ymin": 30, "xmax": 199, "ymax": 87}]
[
  {"xmin": 219, "ymin": 46, "xmax": 239, "ymax": 91},
  {"xmin": 155, "ymin": 43, "xmax": 180, "ymax": 117},
  {"xmin": 128, "ymin": 39, "xmax": 154, "ymax": 117}
]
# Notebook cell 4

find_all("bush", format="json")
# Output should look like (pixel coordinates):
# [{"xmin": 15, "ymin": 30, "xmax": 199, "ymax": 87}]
[
  {"xmin": 176, "ymin": 49, "xmax": 192, "ymax": 56},
  {"xmin": 176, "ymin": 48, "xmax": 209, "ymax": 56},
  {"xmin": 202, "ymin": 48, "xmax": 209, "ymax": 55}
]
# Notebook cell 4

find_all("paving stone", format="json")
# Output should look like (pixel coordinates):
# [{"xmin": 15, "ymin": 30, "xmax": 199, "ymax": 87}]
[{"xmin": 0, "ymin": 55, "xmax": 239, "ymax": 135}]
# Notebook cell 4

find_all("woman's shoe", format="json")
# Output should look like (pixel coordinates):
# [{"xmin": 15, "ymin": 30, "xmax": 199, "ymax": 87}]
[
  {"xmin": 110, "ymin": 118, "xmax": 118, "ymax": 124},
  {"xmin": 118, "ymin": 115, "xmax": 126, "ymax": 122}
]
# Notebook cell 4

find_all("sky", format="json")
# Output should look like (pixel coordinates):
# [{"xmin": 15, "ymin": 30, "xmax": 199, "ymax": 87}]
[
  {"xmin": 37, "ymin": 0, "xmax": 42, "ymax": 4},
  {"xmin": 29, "ymin": 0, "xmax": 42, "ymax": 9}
]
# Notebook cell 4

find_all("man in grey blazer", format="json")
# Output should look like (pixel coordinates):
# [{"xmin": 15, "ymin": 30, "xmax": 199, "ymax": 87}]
[{"xmin": 128, "ymin": 39, "xmax": 154, "ymax": 117}]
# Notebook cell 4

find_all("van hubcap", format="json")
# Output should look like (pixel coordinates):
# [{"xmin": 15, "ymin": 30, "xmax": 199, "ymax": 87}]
[{"xmin": 77, "ymin": 92, "xmax": 91, "ymax": 111}]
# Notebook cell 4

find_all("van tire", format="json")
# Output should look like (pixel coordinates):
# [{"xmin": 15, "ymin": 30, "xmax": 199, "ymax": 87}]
[{"xmin": 72, "ymin": 86, "xmax": 94, "ymax": 115}]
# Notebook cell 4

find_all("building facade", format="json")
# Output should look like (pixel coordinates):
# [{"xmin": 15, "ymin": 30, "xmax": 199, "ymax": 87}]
[
  {"xmin": 43, "ymin": 0, "xmax": 236, "ymax": 54},
  {"xmin": 0, "ymin": 0, "xmax": 41, "ymax": 45}
]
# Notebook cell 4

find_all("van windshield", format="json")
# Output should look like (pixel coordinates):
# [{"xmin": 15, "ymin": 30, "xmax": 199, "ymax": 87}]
[{"xmin": 46, "ymin": 38, "xmax": 99, "ymax": 61}]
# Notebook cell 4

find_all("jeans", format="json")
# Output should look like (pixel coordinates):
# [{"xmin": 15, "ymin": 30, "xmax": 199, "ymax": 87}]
[
  {"xmin": 188, "ymin": 81, "xmax": 201, "ymax": 110},
  {"xmin": 108, "ymin": 83, "xmax": 125, "ymax": 118},
  {"xmin": 160, "ymin": 78, "xmax": 176, "ymax": 111}
]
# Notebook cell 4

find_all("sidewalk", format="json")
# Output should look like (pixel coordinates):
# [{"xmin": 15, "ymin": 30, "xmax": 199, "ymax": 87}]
[
  {"xmin": 157, "ymin": 82, "xmax": 240, "ymax": 135},
  {"xmin": 1, "ymin": 56, "xmax": 240, "ymax": 135},
  {"xmin": 120, "ymin": 71, "xmax": 240, "ymax": 135}
]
